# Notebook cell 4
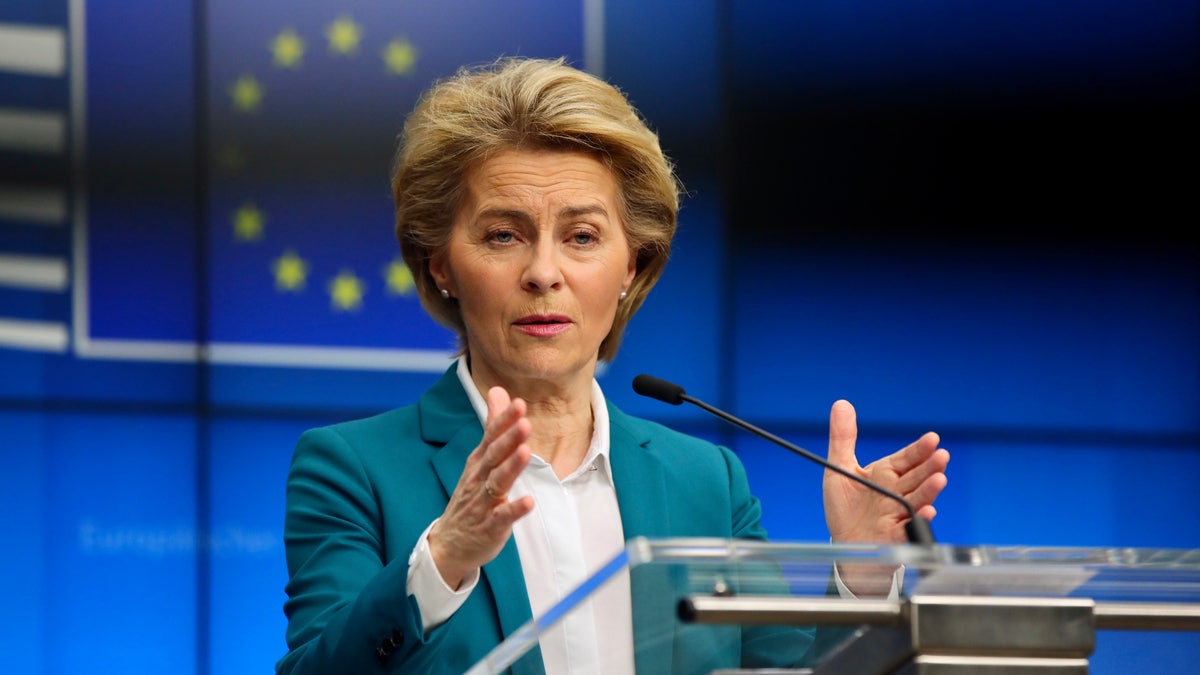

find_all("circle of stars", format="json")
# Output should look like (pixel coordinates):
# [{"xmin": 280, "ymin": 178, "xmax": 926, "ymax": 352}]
[{"xmin": 224, "ymin": 13, "xmax": 422, "ymax": 314}]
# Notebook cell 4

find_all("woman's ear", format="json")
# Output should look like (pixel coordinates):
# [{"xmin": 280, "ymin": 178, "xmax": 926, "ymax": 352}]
[{"xmin": 428, "ymin": 253, "xmax": 451, "ymax": 294}]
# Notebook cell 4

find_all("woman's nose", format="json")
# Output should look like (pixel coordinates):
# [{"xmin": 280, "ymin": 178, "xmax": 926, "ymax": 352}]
[{"xmin": 520, "ymin": 240, "xmax": 564, "ymax": 293}]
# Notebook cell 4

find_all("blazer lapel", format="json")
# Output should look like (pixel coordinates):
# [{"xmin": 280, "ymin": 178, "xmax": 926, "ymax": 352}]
[
  {"xmin": 422, "ymin": 365, "xmax": 542, "ymax": 674},
  {"xmin": 608, "ymin": 403, "xmax": 670, "ymax": 538},
  {"xmin": 608, "ymin": 404, "xmax": 675, "ymax": 674}
]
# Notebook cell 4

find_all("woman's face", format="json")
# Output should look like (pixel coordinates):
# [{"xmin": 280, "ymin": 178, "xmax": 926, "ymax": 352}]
[{"xmin": 430, "ymin": 149, "xmax": 635, "ymax": 391}]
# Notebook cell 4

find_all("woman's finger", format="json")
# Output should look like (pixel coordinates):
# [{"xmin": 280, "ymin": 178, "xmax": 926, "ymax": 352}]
[
  {"xmin": 884, "ymin": 432, "xmax": 940, "ymax": 474},
  {"xmin": 479, "ymin": 413, "xmax": 531, "ymax": 475}
]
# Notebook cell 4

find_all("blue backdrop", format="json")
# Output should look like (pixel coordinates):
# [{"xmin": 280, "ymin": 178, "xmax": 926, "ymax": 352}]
[{"xmin": 1, "ymin": 0, "xmax": 1196, "ymax": 672}]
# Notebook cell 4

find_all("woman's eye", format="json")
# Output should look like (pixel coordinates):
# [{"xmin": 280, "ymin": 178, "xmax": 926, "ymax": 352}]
[
  {"xmin": 571, "ymin": 232, "xmax": 595, "ymax": 246},
  {"xmin": 489, "ymin": 230, "xmax": 515, "ymax": 244}
]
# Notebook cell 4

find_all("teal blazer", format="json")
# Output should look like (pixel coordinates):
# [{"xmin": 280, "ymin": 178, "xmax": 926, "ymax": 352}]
[{"xmin": 277, "ymin": 364, "xmax": 813, "ymax": 674}]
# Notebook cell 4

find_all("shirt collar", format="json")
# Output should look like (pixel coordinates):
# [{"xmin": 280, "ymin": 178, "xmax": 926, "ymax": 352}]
[{"xmin": 454, "ymin": 355, "xmax": 612, "ymax": 482}]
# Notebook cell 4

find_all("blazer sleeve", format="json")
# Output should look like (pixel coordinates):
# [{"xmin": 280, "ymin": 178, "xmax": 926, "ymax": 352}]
[
  {"xmin": 276, "ymin": 427, "xmax": 433, "ymax": 674},
  {"xmin": 720, "ymin": 443, "xmax": 769, "ymax": 542},
  {"xmin": 718, "ymin": 444, "xmax": 819, "ymax": 668}
]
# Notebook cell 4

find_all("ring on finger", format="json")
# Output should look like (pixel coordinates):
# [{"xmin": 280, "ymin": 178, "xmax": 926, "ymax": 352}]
[{"xmin": 484, "ymin": 479, "xmax": 507, "ymax": 501}]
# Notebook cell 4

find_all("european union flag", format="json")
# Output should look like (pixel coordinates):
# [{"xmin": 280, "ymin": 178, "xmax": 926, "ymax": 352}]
[{"xmin": 73, "ymin": 0, "xmax": 591, "ymax": 371}]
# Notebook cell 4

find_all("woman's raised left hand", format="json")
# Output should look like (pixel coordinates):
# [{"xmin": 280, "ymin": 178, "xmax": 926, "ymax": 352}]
[{"xmin": 822, "ymin": 400, "xmax": 950, "ymax": 544}]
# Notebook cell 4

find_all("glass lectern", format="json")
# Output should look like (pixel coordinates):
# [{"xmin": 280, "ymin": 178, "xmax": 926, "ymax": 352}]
[{"xmin": 468, "ymin": 538, "xmax": 1200, "ymax": 674}]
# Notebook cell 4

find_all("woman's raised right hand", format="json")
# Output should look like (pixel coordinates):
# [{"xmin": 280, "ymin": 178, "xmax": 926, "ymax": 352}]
[{"xmin": 427, "ymin": 386, "xmax": 536, "ymax": 588}]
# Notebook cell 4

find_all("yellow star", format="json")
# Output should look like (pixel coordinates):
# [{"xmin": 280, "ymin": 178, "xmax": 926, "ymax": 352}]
[
  {"xmin": 233, "ymin": 203, "xmax": 265, "ymax": 241},
  {"xmin": 273, "ymin": 250, "xmax": 309, "ymax": 291},
  {"xmin": 329, "ymin": 269, "xmax": 365, "ymax": 311},
  {"xmin": 384, "ymin": 258, "xmax": 415, "ymax": 296},
  {"xmin": 230, "ymin": 74, "xmax": 264, "ymax": 112},
  {"xmin": 382, "ymin": 37, "xmax": 418, "ymax": 76},
  {"xmin": 271, "ymin": 27, "xmax": 306, "ymax": 68},
  {"xmin": 326, "ymin": 15, "xmax": 362, "ymax": 55}
]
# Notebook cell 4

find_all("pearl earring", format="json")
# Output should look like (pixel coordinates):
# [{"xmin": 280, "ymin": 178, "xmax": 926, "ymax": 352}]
[
  {"xmin": 619, "ymin": 291, "xmax": 628, "ymax": 301},
  {"xmin": 440, "ymin": 288, "xmax": 450, "ymax": 299}
]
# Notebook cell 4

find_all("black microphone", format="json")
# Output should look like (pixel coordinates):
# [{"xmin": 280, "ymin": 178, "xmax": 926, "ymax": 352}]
[{"xmin": 632, "ymin": 374, "xmax": 936, "ymax": 545}]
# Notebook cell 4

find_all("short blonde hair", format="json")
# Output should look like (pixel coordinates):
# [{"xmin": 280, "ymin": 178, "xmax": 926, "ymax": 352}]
[{"xmin": 392, "ymin": 57, "xmax": 680, "ymax": 361}]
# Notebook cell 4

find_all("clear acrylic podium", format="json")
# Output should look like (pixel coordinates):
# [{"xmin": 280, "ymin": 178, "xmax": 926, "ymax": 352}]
[{"xmin": 467, "ymin": 537, "xmax": 1200, "ymax": 674}]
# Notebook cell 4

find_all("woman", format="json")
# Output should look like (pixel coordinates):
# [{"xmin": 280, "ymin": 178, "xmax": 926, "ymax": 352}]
[{"xmin": 277, "ymin": 57, "xmax": 949, "ymax": 675}]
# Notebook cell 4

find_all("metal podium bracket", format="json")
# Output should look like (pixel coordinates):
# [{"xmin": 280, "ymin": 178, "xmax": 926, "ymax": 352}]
[{"xmin": 679, "ymin": 594, "xmax": 1200, "ymax": 674}]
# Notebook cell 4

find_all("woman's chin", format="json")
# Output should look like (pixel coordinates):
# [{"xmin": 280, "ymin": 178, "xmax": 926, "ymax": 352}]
[{"xmin": 488, "ymin": 346, "xmax": 598, "ymax": 385}]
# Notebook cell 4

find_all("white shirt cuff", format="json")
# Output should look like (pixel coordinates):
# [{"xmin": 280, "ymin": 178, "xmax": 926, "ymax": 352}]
[
  {"xmin": 406, "ymin": 519, "xmax": 480, "ymax": 631},
  {"xmin": 831, "ymin": 562, "xmax": 904, "ymax": 600}
]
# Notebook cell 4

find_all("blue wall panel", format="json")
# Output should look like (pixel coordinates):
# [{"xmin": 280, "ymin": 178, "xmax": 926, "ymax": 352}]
[
  {"xmin": 0, "ymin": 411, "xmax": 198, "ymax": 673},
  {"xmin": 207, "ymin": 417, "xmax": 324, "ymax": 673},
  {"xmin": 0, "ymin": 412, "xmax": 48, "ymax": 673},
  {"xmin": 731, "ymin": 245, "xmax": 1198, "ymax": 433}
]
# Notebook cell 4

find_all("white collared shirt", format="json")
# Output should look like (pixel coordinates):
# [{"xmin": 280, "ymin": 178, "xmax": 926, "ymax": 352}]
[{"xmin": 406, "ymin": 358, "xmax": 634, "ymax": 674}]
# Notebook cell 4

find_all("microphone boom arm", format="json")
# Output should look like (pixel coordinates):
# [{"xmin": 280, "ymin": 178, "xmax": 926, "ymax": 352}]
[{"xmin": 631, "ymin": 373, "xmax": 935, "ymax": 545}]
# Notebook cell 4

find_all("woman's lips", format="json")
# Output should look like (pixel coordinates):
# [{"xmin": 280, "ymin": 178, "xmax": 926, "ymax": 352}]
[{"xmin": 513, "ymin": 314, "xmax": 572, "ymax": 337}]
